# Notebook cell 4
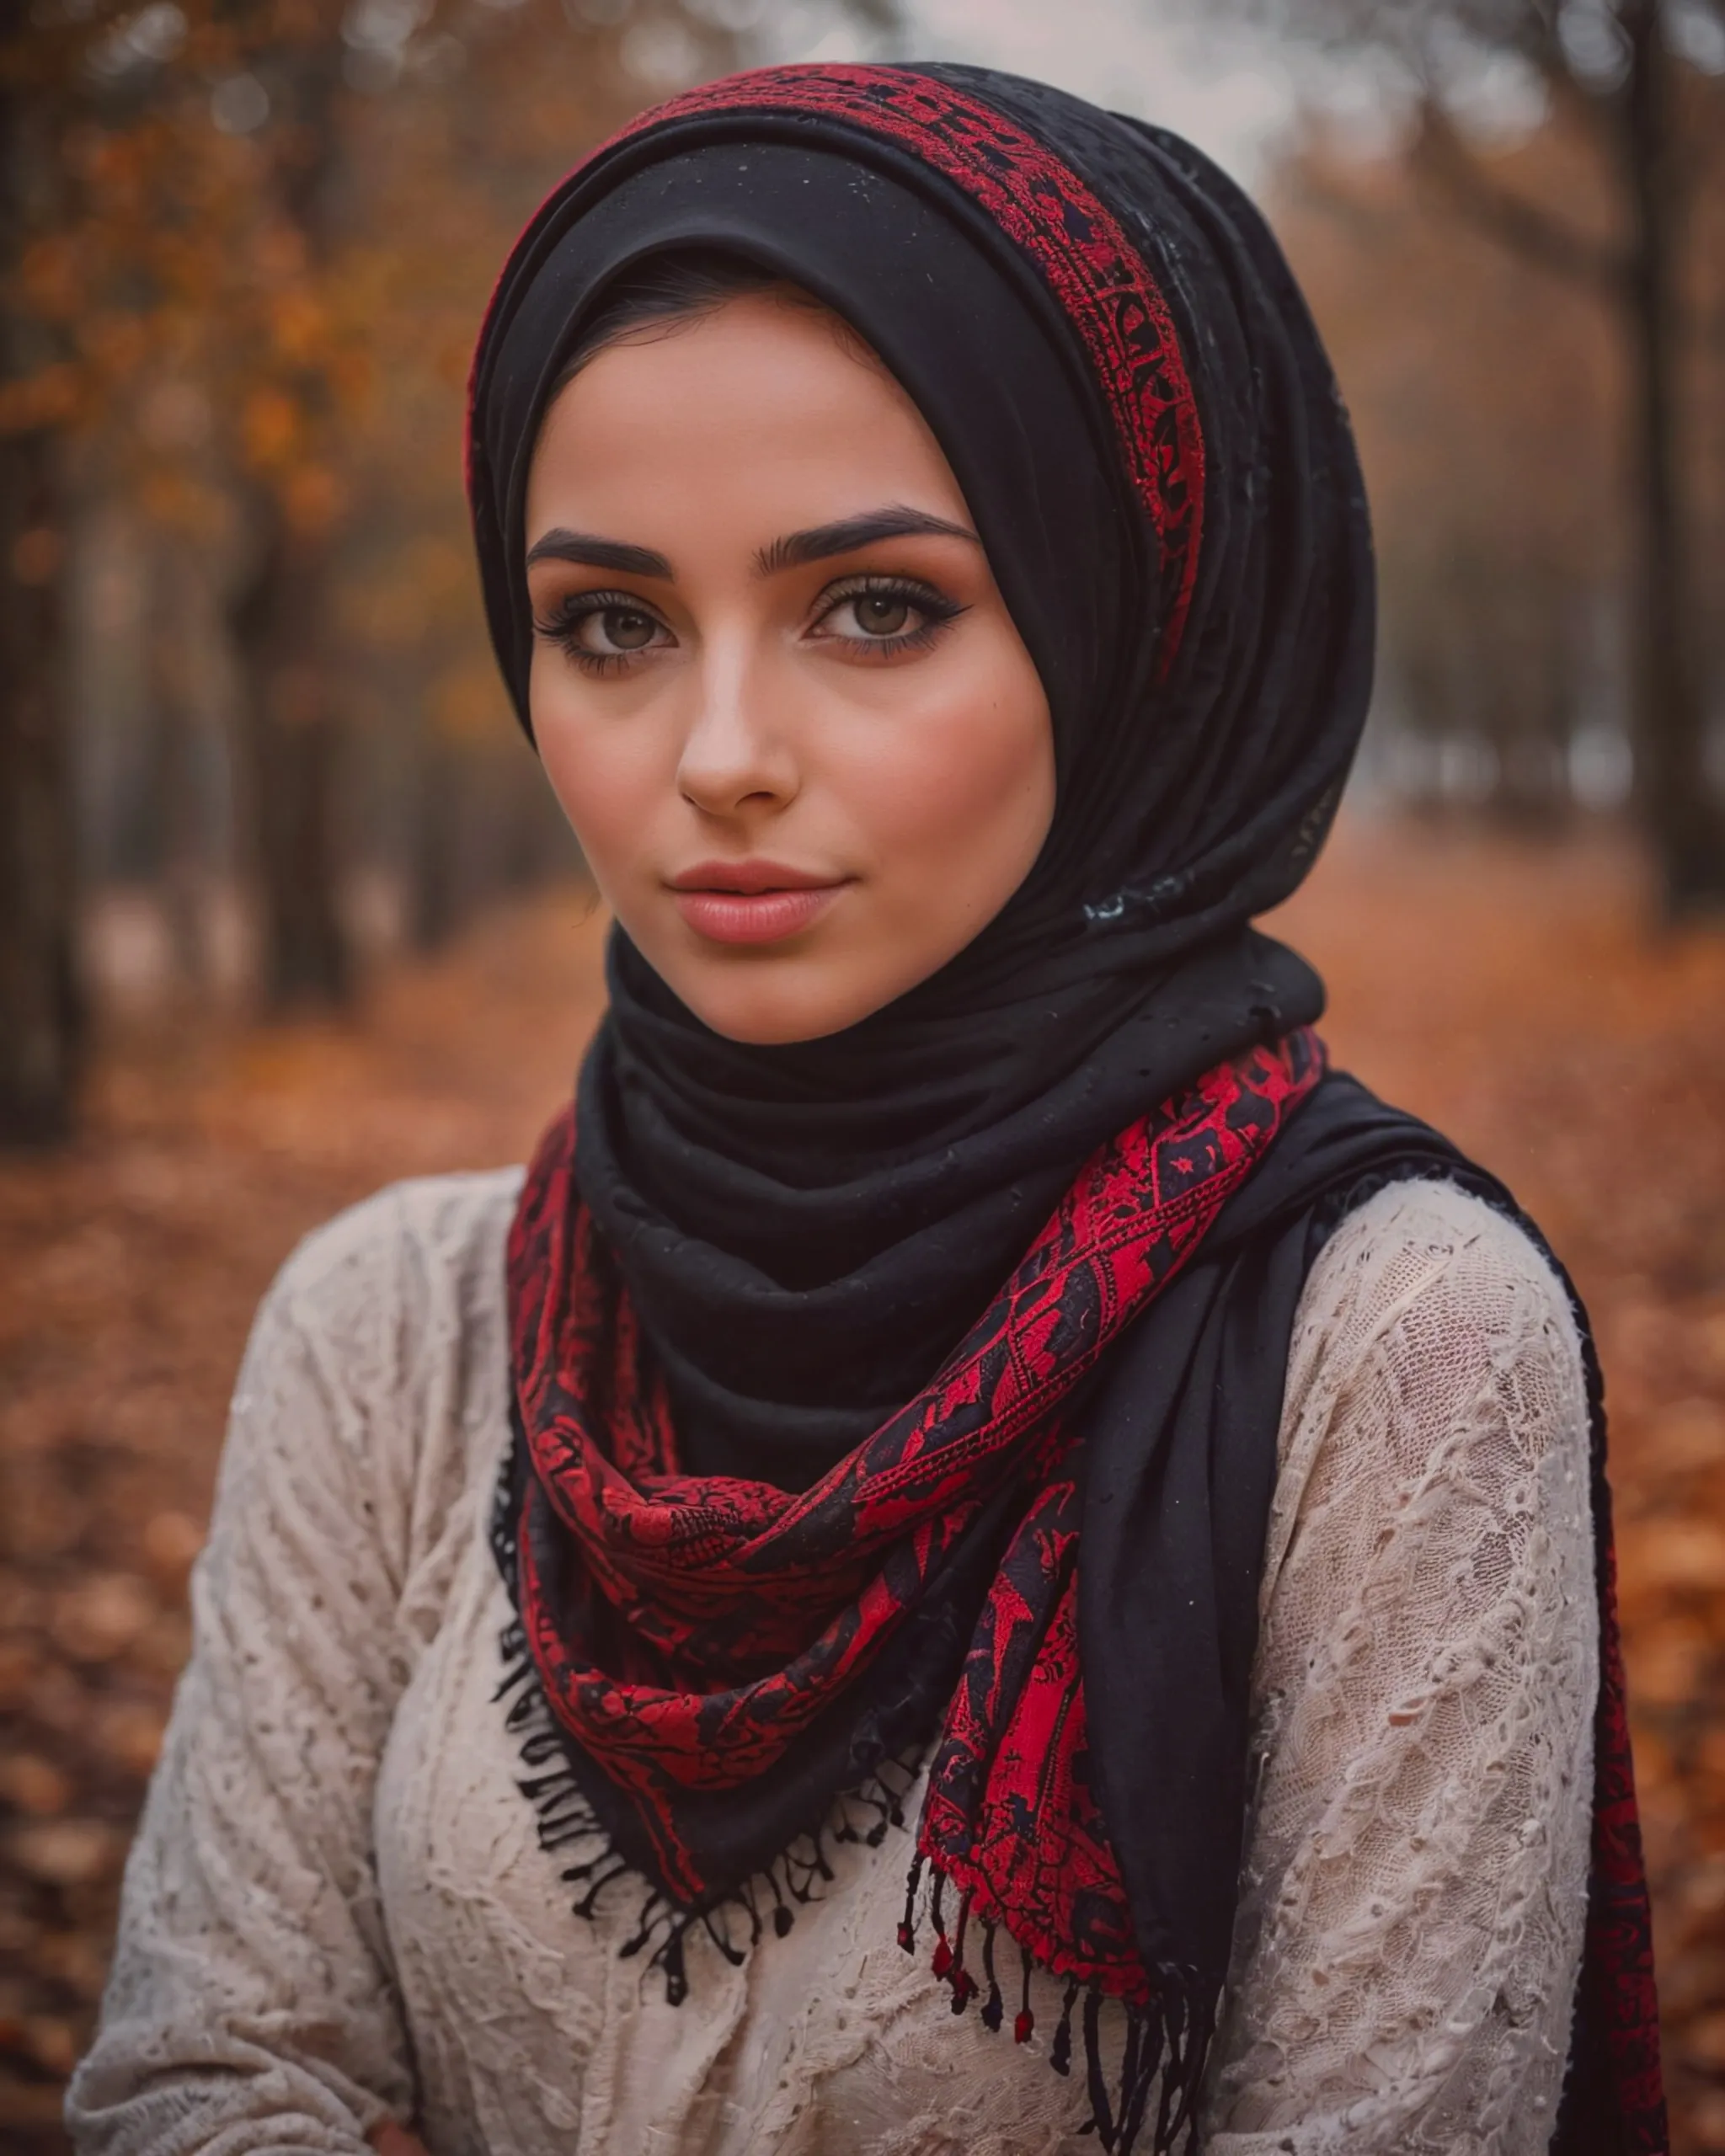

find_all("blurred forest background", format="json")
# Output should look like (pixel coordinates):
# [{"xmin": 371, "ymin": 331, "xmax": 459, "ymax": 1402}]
[{"xmin": 3, "ymin": 0, "xmax": 1725, "ymax": 2148}]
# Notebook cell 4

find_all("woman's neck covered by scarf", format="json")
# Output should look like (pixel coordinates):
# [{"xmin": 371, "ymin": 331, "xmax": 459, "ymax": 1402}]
[
  {"xmin": 580, "ymin": 926, "xmax": 1321, "ymax": 1481},
  {"xmin": 470, "ymin": 62, "xmax": 1374, "ymax": 1488}
]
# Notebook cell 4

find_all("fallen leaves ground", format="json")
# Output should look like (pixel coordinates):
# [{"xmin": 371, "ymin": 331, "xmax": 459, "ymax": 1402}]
[{"xmin": 3, "ymin": 819, "xmax": 1722, "ymax": 2151}]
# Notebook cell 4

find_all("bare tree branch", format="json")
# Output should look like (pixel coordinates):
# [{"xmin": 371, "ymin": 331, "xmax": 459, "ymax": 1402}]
[{"xmin": 1212, "ymin": 0, "xmax": 1725, "ymax": 907}]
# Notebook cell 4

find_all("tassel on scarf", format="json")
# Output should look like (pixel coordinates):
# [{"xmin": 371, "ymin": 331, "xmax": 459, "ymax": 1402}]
[{"xmin": 905, "ymin": 1861, "xmax": 1213, "ymax": 2156}]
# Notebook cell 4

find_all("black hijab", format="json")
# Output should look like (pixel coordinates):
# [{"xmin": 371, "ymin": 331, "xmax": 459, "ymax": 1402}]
[{"xmin": 467, "ymin": 61, "xmax": 1375, "ymax": 1486}]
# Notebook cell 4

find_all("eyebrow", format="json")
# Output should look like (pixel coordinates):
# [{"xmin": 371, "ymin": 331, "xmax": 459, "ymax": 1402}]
[
  {"xmin": 524, "ymin": 529, "xmax": 672, "ymax": 578},
  {"xmin": 521, "ymin": 504, "xmax": 980, "ymax": 585},
  {"xmin": 755, "ymin": 506, "xmax": 980, "ymax": 574}
]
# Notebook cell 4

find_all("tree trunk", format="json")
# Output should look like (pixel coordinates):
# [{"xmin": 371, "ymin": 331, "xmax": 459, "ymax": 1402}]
[
  {"xmin": 147, "ymin": 538, "xmax": 208, "ymax": 985},
  {"xmin": 227, "ymin": 49, "xmax": 353, "ymax": 1011},
  {"xmin": 402, "ymin": 711, "xmax": 458, "ymax": 953},
  {"xmin": 1618, "ymin": 0, "xmax": 1723, "ymax": 913},
  {"xmin": 231, "ymin": 503, "xmax": 351, "ymax": 1008},
  {"xmin": 0, "ymin": 72, "xmax": 83, "ymax": 1145}
]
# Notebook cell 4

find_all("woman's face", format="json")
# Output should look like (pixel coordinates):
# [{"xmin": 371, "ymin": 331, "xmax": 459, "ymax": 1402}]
[{"xmin": 524, "ymin": 290, "xmax": 1055, "ymax": 1045}]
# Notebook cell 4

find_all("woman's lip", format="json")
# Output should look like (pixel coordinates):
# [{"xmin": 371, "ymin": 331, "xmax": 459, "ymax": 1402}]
[
  {"xmin": 670, "ymin": 859, "xmax": 836, "ymax": 895},
  {"xmin": 672, "ymin": 883, "xmax": 846, "ymax": 946}
]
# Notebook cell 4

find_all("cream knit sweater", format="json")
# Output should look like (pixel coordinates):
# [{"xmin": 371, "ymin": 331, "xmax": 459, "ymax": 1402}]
[{"xmin": 68, "ymin": 1171, "xmax": 1598, "ymax": 2156}]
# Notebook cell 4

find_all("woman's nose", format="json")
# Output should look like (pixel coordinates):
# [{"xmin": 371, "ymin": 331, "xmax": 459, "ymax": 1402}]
[{"xmin": 675, "ymin": 646, "xmax": 799, "ymax": 818}]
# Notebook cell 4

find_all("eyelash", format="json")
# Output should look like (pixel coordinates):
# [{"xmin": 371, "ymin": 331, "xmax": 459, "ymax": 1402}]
[
  {"xmin": 531, "ymin": 589, "xmax": 665, "ymax": 677},
  {"xmin": 531, "ymin": 574, "xmax": 966, "ymax": 675},
  {"xmin": 809, "ymin": 574, "xmax": 965, "ymax": 659}
]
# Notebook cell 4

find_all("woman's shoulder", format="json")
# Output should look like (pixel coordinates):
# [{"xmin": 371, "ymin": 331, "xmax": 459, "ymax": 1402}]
[
  {"xmin": 1293, "ymin": 1172, "xmax": 1582, "ymax": 1396},
  {"xmin": 266, "ymin": 1164, "xmax": 526, "ymax": 1331},
  {"xmin": 224, "ymin": 1167, "xmax": 526, "ymax": 1592},
  {"xmin": 1269, "ymin": 1173, "xmax": 1591, "ymax": 1589},
  {"xmin": 254, "ymin": 1161, "xmax": 526, "ymax": 1454}
]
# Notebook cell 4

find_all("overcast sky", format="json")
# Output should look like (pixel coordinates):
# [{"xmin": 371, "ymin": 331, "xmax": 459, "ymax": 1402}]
[
  {"xmin": 752, "ymin": 0, "xmax": 1328, "ymax": 186},
  {"xmin": 857, "ymin": 0, "xmax": 1564, "ymax": 180},
  {"xmin": 897, "ymin": 0, "xmax": 1306, "ymax": 181}
]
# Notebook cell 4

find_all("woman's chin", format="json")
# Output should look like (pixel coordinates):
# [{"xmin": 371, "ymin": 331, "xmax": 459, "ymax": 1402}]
[{"xmin": 652, "ymin": 953, "xmax": 897, "ymax": 1047}]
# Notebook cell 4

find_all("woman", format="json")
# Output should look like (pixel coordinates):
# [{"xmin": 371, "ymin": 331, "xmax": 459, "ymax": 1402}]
[{"xmin": 70, "ymin": 62, "xmax": 1665, "ymax": 2156}]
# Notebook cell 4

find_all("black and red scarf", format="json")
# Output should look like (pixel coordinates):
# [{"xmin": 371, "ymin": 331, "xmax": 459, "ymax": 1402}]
[
  {"xmin": 499, "ymin": 1036, "xmax": 1318, "ymax": 2148},
  {"xmin": 495, "ymin": 1040, "xmax": 1668, "ymax": 2153}
]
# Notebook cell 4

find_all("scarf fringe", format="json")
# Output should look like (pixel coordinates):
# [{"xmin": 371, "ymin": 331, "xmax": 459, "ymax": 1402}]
[
  {"xmin": 495, "ymin": 1620, "xmax": 919, "ymax": 2004},
  {"xmin": 497, "ymin": 1618, "xmax": 1212, "ymax": 2152},
  {"xmin": 896, "ymin": 1857, "xmax": 1215, "ymax": 2156}
]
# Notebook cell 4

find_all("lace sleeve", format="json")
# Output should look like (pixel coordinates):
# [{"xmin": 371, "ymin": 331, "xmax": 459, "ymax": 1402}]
[
  {"xmin": 66, "ymin": 1174, "xmax": 516, "ymax": 2156},
  {"xmin": 1203, "ymin": 1179, "xmax": 1597, "ymax": 2155}
]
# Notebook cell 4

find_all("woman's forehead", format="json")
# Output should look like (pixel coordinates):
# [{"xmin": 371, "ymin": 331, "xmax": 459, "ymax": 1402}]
[{"xmin": 526, "ymin": 295, "xmax": 969, "ymax": 541}]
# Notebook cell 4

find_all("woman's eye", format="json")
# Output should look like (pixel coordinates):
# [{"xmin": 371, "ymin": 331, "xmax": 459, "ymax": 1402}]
[
  {"xmin": 533, "ymin": 593, "xmax": 672, "ymax": 667},
  {"xmin": 846, "ymin": 593, "xmax": 912, "ymax": 638},
  {"xmin": 815, "ymin": 580, "xmax": 959, "ymax": 652},
  {"xmin": 579, "ymin": 606, "xmax": 662, "ymax": 654}
]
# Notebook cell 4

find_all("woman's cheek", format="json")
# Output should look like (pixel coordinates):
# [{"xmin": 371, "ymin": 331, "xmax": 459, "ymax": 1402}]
[
  {"xmin": 840, "ymin": 681, "xmax": 1051, "ymax": 894},
  {"xmin": 537, "ymin": 712, "xmax": 661, "ymax": 904}
]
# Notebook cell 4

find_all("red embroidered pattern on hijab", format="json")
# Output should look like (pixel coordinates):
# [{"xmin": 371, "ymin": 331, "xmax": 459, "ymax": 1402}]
[{"xmin": 506, "ymin": 1030, "xmax": 1324, "ymax": 2013}]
